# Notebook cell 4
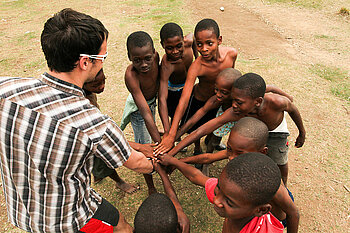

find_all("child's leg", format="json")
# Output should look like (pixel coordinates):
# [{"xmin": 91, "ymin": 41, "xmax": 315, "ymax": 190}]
[
  {"xmin": 130, "ymin": 110, "xmax": 156, "ymax": 194},
  {"xmin": 278, "ymin": 163, "xmax": 289, "ymax": 186}
]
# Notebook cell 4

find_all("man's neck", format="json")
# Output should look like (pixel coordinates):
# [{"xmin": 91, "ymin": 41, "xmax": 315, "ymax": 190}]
[{"xmin": 47, "ymin": 70, "xmax": 85, "ymax": 88}]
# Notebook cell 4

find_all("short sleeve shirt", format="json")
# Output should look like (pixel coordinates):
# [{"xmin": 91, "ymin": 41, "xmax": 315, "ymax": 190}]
[{"xmin": 0, "ymin": 74, "xmax": 131, "ymax": 232}]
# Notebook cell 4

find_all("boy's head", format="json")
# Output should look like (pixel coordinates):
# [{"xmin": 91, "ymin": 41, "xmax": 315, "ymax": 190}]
[
  {"xmin": 194, "ymin": 19, "xmax": 222, "ymax": 61},
  {"xmin": 160, "ymin": 23, "xmax": 184, "ymax": 62},
  {"xmin": 134, "ymin": 193, "xmax": 178, "ymax": 233},
  {"xmin": 213, "ymin": 153, "xmax": 281, "ymax": 220},
  {"xmin": 231, "ymin": 73, "xmax": 266, "ymax": 115},
  {"xmin": 215, "ymin": 68, "xmax": 242, "ymax": 103},
  {"xmin": 226, "ymin": 117, "xmax": 268, "ymax": 160},
  {"xmin": 83, "ymin": 68, "xmax": 106, "ymax": 94},
  {"xmin": 126, "ymin": 31, "xmax": 156, "ymax": 73},
  {"xmin": 41, "ymin": 8, "xmax": 109, "ymax": 73}
]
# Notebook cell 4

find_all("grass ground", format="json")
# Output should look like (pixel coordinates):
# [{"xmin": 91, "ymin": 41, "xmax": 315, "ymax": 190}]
[{"xmin": 0, "ymin": 0, "xmax": 349, "ymax": 232}]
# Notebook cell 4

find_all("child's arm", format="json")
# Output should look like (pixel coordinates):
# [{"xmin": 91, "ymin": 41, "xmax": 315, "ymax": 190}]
[
  {"xmin": 175, "ymin": 95, "xmax": 220, "ymax": 140},
  {"xmin": 185, "ymin": 33, "xmax": 198, "ymax": 59},
  {"xmin": 272, "ymin": 184, "xmax": 299, "ymax": 233},
  {"xmin": 125, "ymin": 73, "xmax": 161, "ymax": 143},
  {"xmin": 163, "ymin": 108, "xmax": 240, "ymax": 157},
  {"xmin": 180, "ymin": 150, "xmax": 227, "ymax": 165},
  {"xmin": 276, "ymin": 96, "xmax": 306, "ymax": 148},
  {"xmin": 154, "ymin": 60, "xmax": 202, "ymax": 153},
  {"xmin": 158, "ymin": 57, "xmax": 173, "ymax": 135},
  {"xmin": 266, "ymin": 84, "xmax": 294, "ymax": 102},
  {"xmin": 158, "ymin": 154, "xmax": 209, "ymax": 187},
  {"xmin": 154, "ymin": 163, "xmax": 190, "ymax": 233}
]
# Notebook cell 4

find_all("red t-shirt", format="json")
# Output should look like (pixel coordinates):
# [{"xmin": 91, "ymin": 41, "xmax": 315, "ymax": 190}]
[{"xmin": 205, "ymin": 178, "xmax": 284, "ymax": 233}]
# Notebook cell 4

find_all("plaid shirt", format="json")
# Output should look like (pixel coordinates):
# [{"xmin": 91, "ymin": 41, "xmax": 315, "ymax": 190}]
[{"xmin": 0, "ymin": 74, "xmax": 131, "ymax": 232}]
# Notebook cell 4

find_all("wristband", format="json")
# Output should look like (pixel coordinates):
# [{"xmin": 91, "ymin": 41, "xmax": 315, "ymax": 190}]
[{"xmin": 147, "ymin": 158, "xmax": 156, "ymax": 175}]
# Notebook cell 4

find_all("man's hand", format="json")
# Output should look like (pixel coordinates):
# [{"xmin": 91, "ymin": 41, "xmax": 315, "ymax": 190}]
[
  {"xmin": 153, "ymin": 135, "xmax": 175, "ymax": 156},
  {"xmin": 177, "ymin": 210, "xmax": 190, "ymax": 233},
  {"xmin": 295, "ymin": 132, "xmax": 305, "ymax": 148}
]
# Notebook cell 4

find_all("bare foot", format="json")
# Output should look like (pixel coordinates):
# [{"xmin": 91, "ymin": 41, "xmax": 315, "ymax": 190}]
[{"xmin": 115, "ymin": 180, "xmax": 140, "ymax": 194}]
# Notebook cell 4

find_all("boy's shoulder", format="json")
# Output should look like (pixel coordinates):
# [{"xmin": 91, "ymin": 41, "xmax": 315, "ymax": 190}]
[
  {"xmin": 183, "ymin": 33, "xmax": 194, "ymax": 47},
  {"xmin": 219, "ymin": 46, "xmax": 238, "ymax": 60},
  {"xmin": 264, "ymin": 93, "xmax": 291, "ymax": 111}
]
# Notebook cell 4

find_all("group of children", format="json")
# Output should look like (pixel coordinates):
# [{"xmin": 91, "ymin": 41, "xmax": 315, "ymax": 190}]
[{"xmin": 86, "ymin": 18, "xmax": 305, "ymax": 232}]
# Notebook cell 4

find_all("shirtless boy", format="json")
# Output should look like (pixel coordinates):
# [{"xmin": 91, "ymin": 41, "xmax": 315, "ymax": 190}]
[
  {"xmin": 158, "ymin": 153, "xmax": 286, "ymax": 233},
  {"xmin": 158, "ymin": 22, "xmax": 198, "ymax": 135},
  {"xmin": 167, "ymin": 73, "xmax": 305, "ymax": 185},
  {"xmin": 120, "ymin": 31, "xmax": 160, "ymax": 194},
  {"xmin": 177, "ymin": 117, "xmax": 300, "ymax": 232},
  {"xmin": 155, "ymin": 18, "xmax": 238, "ymax": 155}
]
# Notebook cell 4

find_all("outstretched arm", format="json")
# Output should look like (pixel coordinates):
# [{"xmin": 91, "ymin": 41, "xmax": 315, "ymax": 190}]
[
  {"xmin": 155, "ymin": 164, "xmax": 190, "ymax": 233},
  {"xmin": 125, "ymin": 73, "xmax": 161, "ymax": 143},
  {"xmin": 154, "ymin": 60, "xmax": 201, "ymax": 153},
  {"xmin": 165, "ymin": 108, "xmax": 240, "ymax": 157},
  {"xmin": 123, "ymin": 148, "xmax": 153, "ymax": 174},
  {"xmin": 175, "ymin": 96, "xmax": 219, "ymax": 140},
  {"xmin": 180, "ymin": 150, "xmax": 228, "ymax": 165},
  {"xmin": 158, "ymin": 56, "xmax": 173, "ymax": 135},
  {"xmin": 158, "ymin": 154, "xmax": 209, "ymax": 187}
]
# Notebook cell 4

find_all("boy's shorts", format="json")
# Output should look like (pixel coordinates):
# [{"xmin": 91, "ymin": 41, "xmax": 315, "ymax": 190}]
[
  {"xmin": 167, "ymin": 88, "xmax": 183, "ymax": 118},
  {"xmin": 266, "ymin": 132, "xmax": 290, "ymax": 165},
  {"xmin": 180, "ymin": 94, "xmax": 218, "ymax": 134},
  {"xmin": 79, "ymin": 198, "xmax": 119, "ymax": 233}
]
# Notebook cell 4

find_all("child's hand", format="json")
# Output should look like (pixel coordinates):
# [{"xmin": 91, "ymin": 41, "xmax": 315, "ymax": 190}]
[
  {"xmin": 177, "ymin": 210, "xmax": 190, "ymax": 233},
  {"xmin": 295, "ymin": 132, "xmax": 305, "ymax": 148},
  {"xmin": 158, "ymin": 154, "xmax": 176, "ymax": 166},
  {"xmin": 153, "ymin": 135, "xmax": 175, "ymax": 156}
]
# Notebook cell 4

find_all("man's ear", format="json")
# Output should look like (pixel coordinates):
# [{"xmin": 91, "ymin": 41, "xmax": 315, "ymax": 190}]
[
  {"xmin": 79, "ymin": 57, "xmax": 89, "ymax": 71},
  {"xmin": 259, "ymin": 146, "xmax": 268, "ymax": 155},
  {"xmin": 218, "ymin": 36, "xmax": 222, "ymax": 45},
  {"xmin": 254, "ymin": 204, "xmax": 271, "ymax": 217},
  {"xmin": 255, "ymin": 97, "xmax": 263, "ymax": 107}
]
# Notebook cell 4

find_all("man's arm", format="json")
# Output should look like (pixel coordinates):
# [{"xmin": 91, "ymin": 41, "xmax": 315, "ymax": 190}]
[
  {"xmin": 155, "ymin": 164, "xmax": 190, "ymax": 233},
  {"xmin": 272, "ymin": 184, "xmax": 299, "ymax": 233},
  {"xmin": 129, "ymin": 141, "xmax": 156, "ymax": 159},
  {"xmin": 180, "ymin": 150, "xmax": 227, "ymax": 165},
  {"xmin": 175, "ymin": 96, "xmax": 219, "ymax": 140},
  {"xmin": 154, "ymin": 60, "xmax": 201, "ymax": 153},
  {"xmin": 123, "ymin": 148, "xmax": 153, "ymax": 174},
  {"xmin": 165, "ymin": 108, "xmax": 239, "ymax": 157},
  {"xmin": 158, "ymin": 154, "xmax": 209, "ymax": 187},
  {"xmin": 158, "ymin": 57, "xmax": 173, "ymax": 135},
  {"xmin": 125, "ymin": 73, "xmax": 161, "ymax": 143}
]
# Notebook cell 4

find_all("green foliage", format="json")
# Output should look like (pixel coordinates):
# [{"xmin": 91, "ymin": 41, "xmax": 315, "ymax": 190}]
[{"xmin": 339, "ymin": 7, "xmax": 349, "ymax": 16}]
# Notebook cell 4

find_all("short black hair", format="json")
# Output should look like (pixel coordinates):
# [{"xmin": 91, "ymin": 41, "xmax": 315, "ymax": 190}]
[
  {"xmin": 160, "ymin": 23, "xmax": 183, "ymax": 44},
  {"xmin": 225, "ymin": 153, "xmax": 281, "ymax": 206},
  {"xmin": 232, "ymin": 117, "xmax": 268, "ymax": 150},
  {"xmin": 134, "ymin": 193, "xmax": 178, "ymax": 233},
  {"xmin": 217, "ymin": 68, "xmax": 242, "ymax": 86},
  {"xmin": 41, "ymin": 8, "xmax": 108, "ymax": 72},
  {"xmin": 194, "ymin": 18, "xmax": 220, "ymax": 38},
  {"xmin": 233, "ymin": 73, "xmax": 266, "ymax": 98},
  {"xmin": 127, "ymin": 31, "xmax": 154, "ymax": 57}
]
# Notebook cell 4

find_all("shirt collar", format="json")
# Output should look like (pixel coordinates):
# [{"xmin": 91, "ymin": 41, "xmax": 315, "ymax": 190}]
[{"xmin": 40, "ymin": 72, "xmax": 85, "ymax": 97}]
